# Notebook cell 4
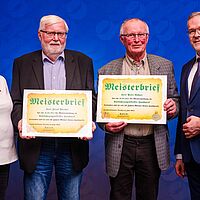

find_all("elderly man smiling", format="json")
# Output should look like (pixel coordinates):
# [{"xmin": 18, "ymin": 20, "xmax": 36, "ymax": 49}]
[
  {"xmin": 11, "ymin": 15, "xmax": 96, "ymax": 200},
  {"xmin": 98, "ymin": 18, "xmax": 179, "ymax": 200}
]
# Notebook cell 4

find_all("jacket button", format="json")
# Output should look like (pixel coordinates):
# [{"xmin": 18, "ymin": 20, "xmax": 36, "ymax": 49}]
[{"xmin": 118, "ymin": 144, "xmax": 121, "ymax": 148}]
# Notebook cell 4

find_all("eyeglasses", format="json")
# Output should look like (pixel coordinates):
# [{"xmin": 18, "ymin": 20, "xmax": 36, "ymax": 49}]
[
  {"xmin": 40, "ymin": 30, "xmax": 67, "ymax": 39},
  {"xmin": 188, "ymin": 27, "xmax": 200, "ymax": 37},
  {"xmin": 121, "ymin": 33, "xmax": 148, "ymax": 40}
]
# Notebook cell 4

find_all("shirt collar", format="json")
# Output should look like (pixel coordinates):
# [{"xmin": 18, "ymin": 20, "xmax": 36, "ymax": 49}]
[
  {"xmin": 125, "ymin": 53, "xmax": 147, "ymax": 69},
  {"xmin": 196, "ymin": 54, "xmax": 200, "ymax": 63},
  {"xmin": 42, "ymin": 51, "xmax": 65, "ymax": 63}
]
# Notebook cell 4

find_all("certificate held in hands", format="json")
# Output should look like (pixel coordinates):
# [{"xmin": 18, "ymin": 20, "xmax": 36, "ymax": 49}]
[
  {"xmin": 22, "ymin": 90, "xmax": 92, "ymax": 137},
  {"xmin": 97, "ymin": 75, "xmax": 167, "ymax": 124}
]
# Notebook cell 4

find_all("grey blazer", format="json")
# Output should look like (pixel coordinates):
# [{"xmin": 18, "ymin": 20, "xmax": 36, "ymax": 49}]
[{"xmin": 98, "ymin": 54, "xmax": 179, "ymax": 177}]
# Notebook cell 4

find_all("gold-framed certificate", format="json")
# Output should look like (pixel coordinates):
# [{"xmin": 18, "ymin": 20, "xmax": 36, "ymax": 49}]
[
  {"xmin": 97, "ymin": 75, "xmax": 167, "ymax": 124},
  {"xmin": 22, "ymin": 89, "xmax": 92, "ymax": 137}
]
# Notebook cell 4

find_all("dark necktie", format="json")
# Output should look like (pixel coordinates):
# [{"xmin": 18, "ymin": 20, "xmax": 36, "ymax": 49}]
[{"xmin": 190, "ymin": 58, "xmax": 200, "ymax": 99}]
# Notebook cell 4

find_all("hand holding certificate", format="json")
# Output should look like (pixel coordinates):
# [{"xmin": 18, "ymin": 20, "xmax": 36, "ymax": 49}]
[
  {"xmin": 97, "ymin": 75, "xmax": 167, "ymax": 124},
  {"xmin": 22, "ymin": 90, "xmax": 93, "ymax": 137}
]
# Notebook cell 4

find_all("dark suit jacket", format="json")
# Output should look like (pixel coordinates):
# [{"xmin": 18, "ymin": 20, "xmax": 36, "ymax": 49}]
[
  {"xmin": 11, "ymin": 49, "xmax": 96, "ymax": 173},
  {"xmin": 175, "ymin": 57, "xmax": 200, "ymax": 164}
]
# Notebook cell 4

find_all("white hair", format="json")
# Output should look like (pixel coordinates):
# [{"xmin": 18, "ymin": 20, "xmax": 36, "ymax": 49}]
[
  {"xmin": 188, "ymin": 12, "xmax": 200, "ymax": 21},
  {"xmin": 120, "ymin": 18, "xmax": 149, "ymax": 35},
  {"xmin": 39, "ymin": 15, "xmax": 69, "ymax": 32}
]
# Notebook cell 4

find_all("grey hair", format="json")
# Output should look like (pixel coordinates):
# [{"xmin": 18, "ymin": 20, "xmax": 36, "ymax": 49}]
[
  {"xmin": 188, "ymin": 12, "xmax": 200, "ymax": 21},
  {"xmin": 38, "ymin": 15, "xmax": 69, "ymax": 32},
  {"xmin": 120, "ymin": 18, "xmax": 149, "ymax": 35}
]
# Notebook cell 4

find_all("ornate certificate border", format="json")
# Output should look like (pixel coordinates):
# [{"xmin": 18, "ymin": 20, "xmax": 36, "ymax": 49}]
[
  {"xmin": 97, "ymin": 75, "xmax": 167, "ymax": 124},
  {"xmin": 22, "ymin": 89, "xmax": 92, "ymax": 137}
]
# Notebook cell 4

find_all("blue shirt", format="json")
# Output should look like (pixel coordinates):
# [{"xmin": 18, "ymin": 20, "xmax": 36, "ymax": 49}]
[{"xmin": 42, "ymin": 52, "xmax": 66, "ymax": 90}]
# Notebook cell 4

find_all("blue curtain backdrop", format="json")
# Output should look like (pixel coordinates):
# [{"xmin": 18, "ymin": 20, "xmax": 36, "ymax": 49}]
[{"xmin": 1, "ymin": 0, "xmax": 200, "ymax": 199}]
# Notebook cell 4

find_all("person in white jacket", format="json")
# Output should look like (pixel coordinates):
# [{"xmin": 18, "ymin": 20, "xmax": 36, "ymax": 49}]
[{"xmin": 0, "ymin": 75, "xmax": 17, "ymax": 199}]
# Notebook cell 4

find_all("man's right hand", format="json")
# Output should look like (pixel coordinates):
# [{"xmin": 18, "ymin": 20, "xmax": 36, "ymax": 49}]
[
  {"xmin": 105, "ymin": 121, "xmax": 127, "ymax": 133},
  {"xmin": 18, "ymin": 119, "xmax": 35, "ymax": 139},
  {"xmin": 175, "ymin": 159, "xmax": 185, "ymax": 178},
  {"xmin": 183, "ymin": 115, "xmax": 200, "ymax": 138}
]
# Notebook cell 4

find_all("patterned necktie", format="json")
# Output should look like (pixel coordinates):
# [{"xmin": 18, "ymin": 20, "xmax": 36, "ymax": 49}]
[{"xmin": 190, "ymin": 58, "xmax": 200, "ymax": 99}]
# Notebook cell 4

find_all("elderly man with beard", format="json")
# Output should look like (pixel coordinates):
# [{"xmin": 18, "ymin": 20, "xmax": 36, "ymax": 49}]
[{"xmin": 11, "ymin": 15, "xmax": 96, "ymax": 200}]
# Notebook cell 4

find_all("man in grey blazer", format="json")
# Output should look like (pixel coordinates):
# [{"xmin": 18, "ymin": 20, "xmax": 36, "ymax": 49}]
[{"xmin": 98, "ymin": 18, "xmax": 179, "ymax": 200}]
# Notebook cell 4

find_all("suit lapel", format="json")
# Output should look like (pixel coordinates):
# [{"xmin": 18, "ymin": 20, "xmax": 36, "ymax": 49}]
[
  {"xmin": 182, "ymin": 66, "xmax": 190, "ymax": 103},
  {"xmin": 113, "ymin": 59, "xmax": 123, "ymax": 75},
  {"xmin": 189, "ymin": 57, "xmax": 200, "ymax": 102},
  {"xmin": 64, "ymin": 50, "xmax": 76, "ymax": 89},
  {"xmin": 32, "ymin": 51, "xmax": 44, "ymax": 89},
  {"xmin": 147, "ymin": 55, "xmax": 160, "ymax": 75},
  {"xmin": 182, "ymin": 60, "xmax": 194, "ymax": 103},
  {"xmin": 192, "ymin": 77, "xmax": 200, "ymax": 98}
]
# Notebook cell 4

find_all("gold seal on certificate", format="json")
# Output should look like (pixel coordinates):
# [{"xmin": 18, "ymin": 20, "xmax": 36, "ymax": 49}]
[
  {"xmin": 97, "ymin": 75, "xmax": 167, "ymax": 124},
  {"xmin": 22, "ymin": 90, "xmax": 92, "ymax": 137}
]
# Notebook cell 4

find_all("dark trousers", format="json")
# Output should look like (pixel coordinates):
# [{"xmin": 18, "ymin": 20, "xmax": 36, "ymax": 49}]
[
  {"xmin": 0, "ymin": 164, "xmax": 10, "ymax": 200},
  {"xmin": 110, "ymin": 134, "xmax": 161, "ymax": 200},
  {"xmin": 185, "ymin": 159, "xmax": 200, "ymax": 200}
]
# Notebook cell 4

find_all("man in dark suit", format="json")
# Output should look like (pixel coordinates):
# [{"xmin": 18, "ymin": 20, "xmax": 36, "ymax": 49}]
[
  {"xmin": 11, "ymin": 15, "xmax": 96, "ymax": 200},
  {"xmin": 98, "ymin": 18, "xmax": 179, "ymax": 200},
  {"xmin": 175, "ymin": 12, "xmax": 200, "ymax": 200}
]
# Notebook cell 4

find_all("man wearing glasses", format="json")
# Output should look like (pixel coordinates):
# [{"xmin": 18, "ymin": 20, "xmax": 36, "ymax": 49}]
[
  {"xmin": 11, "ymin": 15, "xmax": 96, "ymax": 200},
  {"xmin": 98, "ymin": 18, "xmax": 179, "ymax": 200},
  {"xmin": 175, "ymin": 12, "xmax": 200, "ymax": 200}
]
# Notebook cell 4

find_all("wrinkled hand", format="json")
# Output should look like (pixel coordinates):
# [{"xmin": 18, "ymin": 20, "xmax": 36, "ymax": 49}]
[
  {"xmin": 18, "ymin": 119, "xmax": 35, "ymax": 139},
  {"xmin": 183, "ymin": 116, "xmax": 200, "ymax": 139},
  {"xmin": 175, "ymin": 159, "xmax": 185, "ymax": 178},
  {"xmin": 79, "ymin": 121, "xmax": 96, "ymax": 141},
  {"xmin": 164, "ymin": 98, "xmax": 176, "ymax": 118},
  {"xmin": 105, "ymin": 121, "xmax": 127, "ymax": 133}
]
